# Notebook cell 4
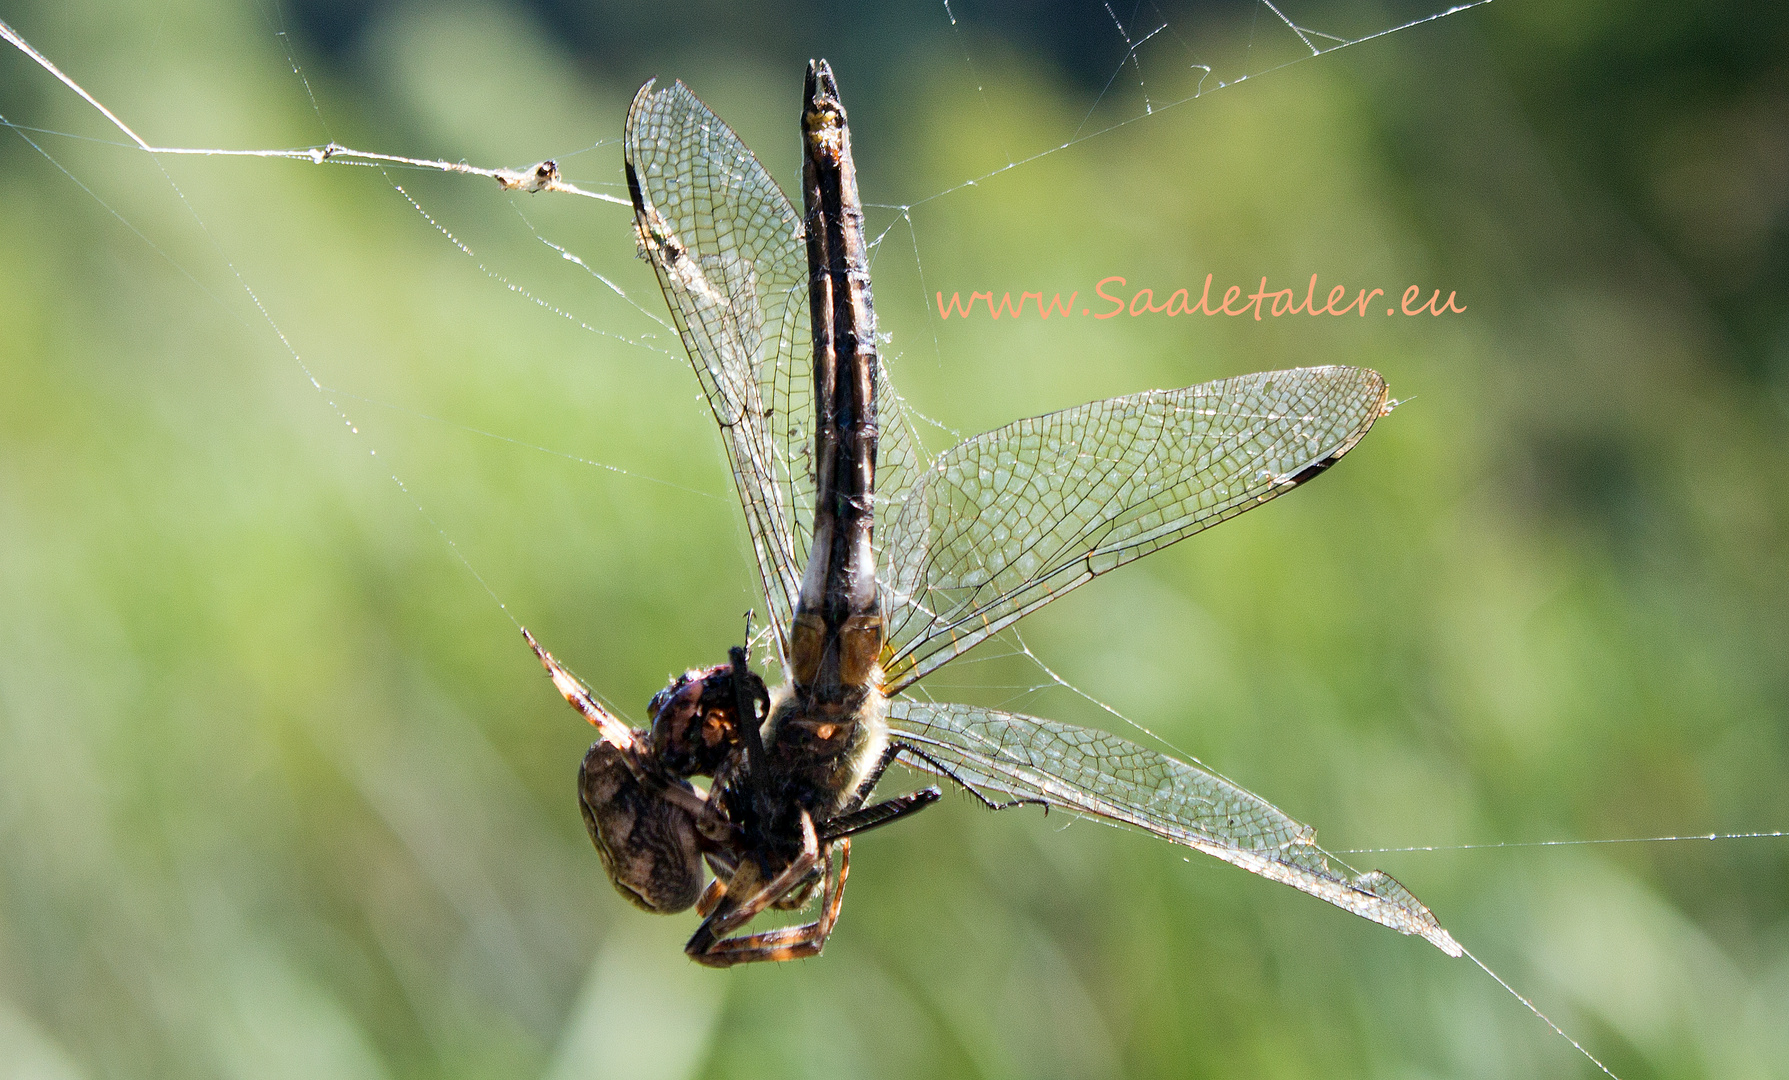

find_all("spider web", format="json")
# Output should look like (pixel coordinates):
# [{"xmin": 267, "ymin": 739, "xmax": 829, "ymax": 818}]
[
  {"xmin": 3, "ymin": 2, "xmax": 1773, "ymax": 1078},
  {"xmin": 0, "ymin": 0, "xmax": 1499, "ymax": 709}
]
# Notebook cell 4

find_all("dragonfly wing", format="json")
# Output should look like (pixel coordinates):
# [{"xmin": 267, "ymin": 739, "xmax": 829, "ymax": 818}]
[
  {"xmin": 879, "ymin": 366, "xmax": 1389, "ymax": 693},
  {"xmin": 624, "ymin": 79, "xmax": 925, "ymax": 675},
  {"xmin": 624, "ymin": 79, "xmax": 811, "ymax": 665},
  {"xmin": 887, "ymin": 699, "xmax": 1461, "ymax": 955}
]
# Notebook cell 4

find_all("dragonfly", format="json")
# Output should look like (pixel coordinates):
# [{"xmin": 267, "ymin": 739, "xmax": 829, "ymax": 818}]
[{"xmin": 524, "ymin": 60, "xmax": 1463, "ymax": 966}]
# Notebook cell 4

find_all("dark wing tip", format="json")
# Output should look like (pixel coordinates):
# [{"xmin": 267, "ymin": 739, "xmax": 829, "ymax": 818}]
[
  {"xmin": 623, "ymin": 160, "xmax": 646, "ymax": 215},
  {"xmin": 1285, "ymin": 455, "xmax": 1341, "ymax": 487},
  {"xmin": 1284, "ymin": 366, "xmax": 1389, "ymax": 487}
]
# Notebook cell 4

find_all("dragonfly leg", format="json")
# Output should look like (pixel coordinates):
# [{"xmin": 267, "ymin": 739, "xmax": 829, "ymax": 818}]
[
  {"xmin": 838, "ymin": 740, "xmax": 904, "ymax": 813},
  {"xmin": 850, "ymin": 740, "xmax": 1049, "ymax": 815},
  {"xmin": 821, "ymin": 787, "xmax": 940, "ymax": 842},
  {"xmin": 685, "ymin": 840, "xmax": 851, "ymax": 967}
]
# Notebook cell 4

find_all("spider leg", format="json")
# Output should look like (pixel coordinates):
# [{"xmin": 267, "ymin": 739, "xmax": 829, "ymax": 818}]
[
  {"xmin": 699, "ymin": 810, "xmax": 820, "ymax": 936},
  {"xmin": 525, "ymin": 628, "xmax": 711, "ymax": 819},
  {"xmin": 687, "ymin": 809, "xmax": 842, "ymax": 965},
  {"xmin": 687, "ymin": 840, "xmax": 851, "ymax": 967},
  {"xmin": 695, "ymin": 876, "xmax": 727, "ymax": 918}
]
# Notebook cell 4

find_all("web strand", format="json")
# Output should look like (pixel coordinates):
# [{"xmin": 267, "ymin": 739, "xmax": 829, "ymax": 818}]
[
  {"xmin": 1463, "ymin": 947, "xmax": 1623, "ymax": 1079},
  {"xmin": 0, "ymin": 14, "xmax": 624, "ymax": 201},
  {"xmin": 905, "ymin": 0, "xmax": 1497, "ymax": 210},
  {"xmin": 1337, "ymin": 831, "xmax": 1789, "ymax": 855}
]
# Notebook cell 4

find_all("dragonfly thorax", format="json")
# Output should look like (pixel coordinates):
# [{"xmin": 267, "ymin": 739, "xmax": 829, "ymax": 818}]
[{"xmin": 759, "ymin": 678, "xmax": 889, "ymax": 824}]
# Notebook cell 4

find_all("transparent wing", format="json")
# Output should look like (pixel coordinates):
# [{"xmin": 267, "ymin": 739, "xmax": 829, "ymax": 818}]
[
  {"xmin": 624, "ymin": 80, "xmax": 807, "ymax": 665},
  {"xmin": 622, "ymin": 80, "xmax": 924, "ymax": 674},
  {"xmin": 887, "ymin": 699, "xmax": 1462, "ymax": 955},
  {"xmin": 879, "ymin": 366, "xmax": 1389, "ymax": 693}
]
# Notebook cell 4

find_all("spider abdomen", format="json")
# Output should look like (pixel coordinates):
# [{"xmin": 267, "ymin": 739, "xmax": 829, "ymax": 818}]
[{"xmin": 578, "ymin": 740, "xmax": 705, "ymax": 914}]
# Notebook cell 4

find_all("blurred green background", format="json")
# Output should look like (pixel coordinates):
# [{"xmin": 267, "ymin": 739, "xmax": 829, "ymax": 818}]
[{"xmin": 3, "ymin": 1, "xmax": 1787, "ymax": 1077}]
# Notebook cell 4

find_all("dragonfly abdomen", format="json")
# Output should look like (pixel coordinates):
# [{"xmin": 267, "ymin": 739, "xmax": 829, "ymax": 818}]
[{"xmin": 791, "ymin": 59, "xmax": 884, "ymax": 701}]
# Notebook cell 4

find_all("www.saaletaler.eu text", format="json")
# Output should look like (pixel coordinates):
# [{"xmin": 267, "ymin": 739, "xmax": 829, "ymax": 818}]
[{"xmin": 936, "ymin": 275, "xmax": 1466, "ymax": 321}]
